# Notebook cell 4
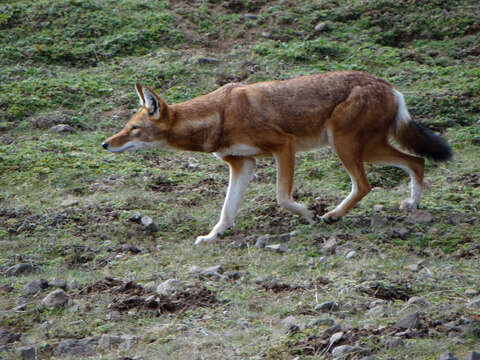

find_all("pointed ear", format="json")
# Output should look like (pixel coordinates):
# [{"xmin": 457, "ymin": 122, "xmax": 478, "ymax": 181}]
[
  {"xmin": 142, "ymin": 87, "xmax": 161, "ymax": 118},
  {"xmin": 135, "ymin": 83, "xmax": 145, "ymax": 106}
]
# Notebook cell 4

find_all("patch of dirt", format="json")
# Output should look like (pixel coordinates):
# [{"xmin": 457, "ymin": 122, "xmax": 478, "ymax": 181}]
[
  {"xmin": 257, "ymin": 279, "xmax": 305, "ymax": 293},
  {"xmin": 286, "ymin": 312, "xmax": 476, "ymax": 357},
  {"xmin": 356, "ymin": 280, "xmax": 414, "ymax": 301},
  {"xmin": 77, "ymin": 278, "xmax": 218, "ymax": 315}
]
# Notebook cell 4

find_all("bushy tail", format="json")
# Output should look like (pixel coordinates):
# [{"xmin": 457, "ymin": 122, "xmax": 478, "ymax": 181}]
[{"xmin": 392, "ymin": 89, "xmax": 452, "ymax": 161}]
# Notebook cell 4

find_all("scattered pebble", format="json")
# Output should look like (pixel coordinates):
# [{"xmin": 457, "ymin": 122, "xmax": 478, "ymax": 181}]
[
  {"xmin": 41, "ymin": 289, "xmax": 69, "ymax": 308},
  {"xmin": 0, "ymin": 329, "xmax": 21, "ymax": 345},
  {"xmin": 141, "ymin": 216, "xmax": 159, "ymax": 233},
  {"xmin": 331, "ymin": 345, "xmax": 369, "ymax": 357},
  {"xmin": 346, "ymin": 250, "xmax": 357, "ymax": 259},
  {"xmin": 306, "ymin": 318, "xmax": 336, "ymax": 328},
  {"xmin": 381, "ymin": 336, "xmax": 404, "ymax": 348},
  {"xmin": 322, "ymin": 237, "xmax": 337, "ymax": 254},
  {"xmin": 314, "ymin": 301, "xmax": 339, "ymax": 312},
  {"xmin": 54, "ymin": 339, "xmax": 95, "ymax": 357},
  {"xmin": 16, "ymin": 346, "xmax": 36, "ymax": 360},
  {"xmin": 314, "ymin": 22, "xmax": 328, "ymax": 33},
  {"xmin": 467, "ymin": 298, "xmax": 480, "ymax": 309},
  {"xmin": 395, "ymin": 312, "xmax": 421, "ymax": 329},
  {"xmin": 406, "ymin": 210, "xmax": 433, "ymax": 225},
  {"xmin": 50, "ymin": 124, "xmax": 75, "ymax": 134},
  {"xmin": 156, "ymin": 279, "xmax": 183, "ymax": 297},
  {"xmin": 370, "ymin": 214, "xmax": 386, "ymax": 227},
  {"xmin": 265, "ymin": 243, "xmax": 288, "ymax": 254},
  {"xmin": 24, "ymin": 279, "xmax": 48, "ymax": 295},
  {"xmin": 5, "ymin": 263, "xmax": 33, "ymax": 277}
]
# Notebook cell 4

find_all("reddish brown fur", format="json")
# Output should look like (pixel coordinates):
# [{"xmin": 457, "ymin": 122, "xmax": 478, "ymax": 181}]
[{"xmin": 103, "ymin": 71, "xmax": 450, "ymax": 243}]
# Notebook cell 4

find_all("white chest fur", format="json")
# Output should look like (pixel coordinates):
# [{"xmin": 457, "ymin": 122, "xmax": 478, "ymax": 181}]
[{"xmin": 215, "ymin": 144, "xmax": 261, "ymax": 158}]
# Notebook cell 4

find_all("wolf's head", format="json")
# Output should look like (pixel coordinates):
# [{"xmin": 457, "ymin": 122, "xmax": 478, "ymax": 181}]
[{"xmin": 102, "ymin": 84, "xmax": 170, "ymax": 152}]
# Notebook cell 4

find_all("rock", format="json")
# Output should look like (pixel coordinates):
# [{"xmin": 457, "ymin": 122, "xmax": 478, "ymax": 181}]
[
  {"xmin": 346, "ymin": 250, "xmax": 357, "ymax": 259},
  {"xmin": 50, "ymin": 124, "xmax": 75, "ymax": 134},
  {"xmin": 188, "ymin": 265, "xmax": 224, "ymax": 280},
  {"xmin": 143, "ymin": 281, "xmax": 156, "ymax": 293},
  {"xmin": 0, "ymin": 329, "xmax": 21, "ymax": 344},
  {"xmin": 360, "ymin": 357, "xmax": 377, "ymax": 360},
  {"xmin": 282, "ymin": 316, "xmax": 301, "ymax": 335},
  {"xmin": 315, "ymin": 301, "xmax": 339, "ymax": 312},
  {"xmin": 464, "ymin": 352, "xmax": 480, "ymax": 360},
  {"xmin": 307, "ymin": 318, "xmax": 336, "ymax": 328},
  {"xmin": 467, "ymin": 298, "xmax": 480, "ymax": 309},
  {"xmin": 405, "ymin": 260, "xmax": 424, "ymax": 272},
  {"xmin": 156, "ymin": 279, "xmax": 182, "ymax": 296},
  {"xmin": 119, "ymin": 335, "xmax": 137, "ymax": 350},
  {"xmin": 367, "ymin": 305, "xmax": 385, "ymax": 317},
  {"xmin": 322, "ymin": 237, "xmax": 337, "ymax": 254},
  {"xmin": 41, "ymin": 289, "xmax": 69, "ymax": 308},
  {"xmin": 439, "ymin": 351, "xmax": 459, "ymax": 360},
  {"xmin": 24, "ymin": 280, "xmax": 48, "ymax": 295},
  {"xmin": 16, "ymin": 346, "xmax": 36, "ymax": 360},
  {"xmin": 373, "ymin": 204, "xmax": 384, "ymax": 212},
  {"xmin": 60, "ymin": 198, "xmax": 78, "ymax": 207},
  {"xmin": 141, "ymin": 216, "xmax": 159, "ymax": 233},
  {"xmin": 49, "ymin": 278, "xmax": 67, "ymax": 290},
  {"xmin": 381, "ymin": 336, "xmax": 404, "ymax": 348},
  {"xmin": 407, "ymin": 296, "xmax": 430, "ymax": 307},
  {"xmin": 121, "ymin": 244, "xmax": 141, "ymax": 254},
  {"xmin": 314, "ymin": 22, "xmax": 328, "ymax": 33},
  {"xmin": 54, "ymin": 339, "xmax": 95, "ymax": 357},
  {"xmin": 370, "ymin": 214, "xmax": 387, "ymax": 227},
  {"xmin": 6, "ymin": 263, "xmax": 33, "ymax": 276},
  {"xmin": 406, "ymin": 210, "xmax": 433, "ymax": 225},
  {"xmin": 465, "ymin": 288, "xmax": 479, "ymax": 297},
  {"xmin": 99, "ymin": 335, "xmax": 123, "ymax": 349},
  {"xmin": 395, "ymin": 312, "xmax": 421, "ymax": 329},
  {"xmin": 393, "ymin": 227, "xmax": 409, "ymax": 239},
  {"xmin": 265, "ymin": 243, "xmax": 288, "ymax": 254},
  {"xmin": 243, "ymin": 14, "xmax": 258, "ymax": 19},
  {"xmin": 331, "ymin": 345, "xmax": 369, "ymax": 357},
  {"xmin": 196, "ymin": 57, "xmax": 220, "ymax": 65},
  {"xmin": 255, "ymin": 232, "xmax": 296, "ymax": 248}
]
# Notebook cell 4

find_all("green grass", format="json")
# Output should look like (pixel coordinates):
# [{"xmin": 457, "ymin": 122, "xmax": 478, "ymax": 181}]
[{"xmin": 1, "ymin": 0, "xmax": 480, "ymax": 359}]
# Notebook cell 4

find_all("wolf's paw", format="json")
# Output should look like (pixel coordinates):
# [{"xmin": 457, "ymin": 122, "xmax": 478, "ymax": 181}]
[
  {"xmin": 400, "ymin": 199, "xmax": 418, "ymax": 212},
  {"xmin": 194, "ymin": 234, "xmax": 218, "ymax": 246},
  {"xmin": 321, "ymin": 212, "xmax": 340, "ymax": 224}
]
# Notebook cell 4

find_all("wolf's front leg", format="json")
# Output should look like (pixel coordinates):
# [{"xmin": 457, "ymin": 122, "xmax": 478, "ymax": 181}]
[{"xmin": 195, "ymin": 156, "xmax": 256, "ymax": 245}]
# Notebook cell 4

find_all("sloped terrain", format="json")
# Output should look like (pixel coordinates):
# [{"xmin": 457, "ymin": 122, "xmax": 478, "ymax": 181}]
[{"xmin": 0, "ymin": 0, "xmax": 479, "ymax": 359}]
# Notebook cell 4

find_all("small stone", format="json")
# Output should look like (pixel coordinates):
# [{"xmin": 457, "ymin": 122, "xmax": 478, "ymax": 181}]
[
  {"xmin": 406, "ymin": 210, "xmax": 433, "ymax": 225},
  {"xmin": 373, "ymin": 204, "xmax": 384, "ymax": 212},
  {"xmin": 41, "ymin": 289, "xmax": 69, "ymax": 308},
  {"xmin": 24, "ymin": 280, "xmax": 43, "ymax": 295},
  {"xmin": 464, "ymin": 351, "xmax": 480, "ymax": 360},
  {"xmin": 261, "ymin": 32, "xmax": 271, "ymax": 38},
  {"xmin": 0, "ymin": 329, "xmax": 21, "ymax": 345},
  {"xmin": 60, "ymin": 198, "xmax": 78, "ymax": 207},
  {"xmin": 314, "ymin": 22, "xmax": 328, "ymax": 32},
  {"xmin": 143, "ymin": 281, "xmax": 156, "ymax": 294},
  {"xmin": 346, "ymin": 250, "xmax": 357, "ymax": 259},
  {"xmin": 407, "ymin": 296, "xmax": 429, "ymax": 307},
  {"xmin": 196, "ymin": 57, "xmax": 220, "ymax": 65},
  {"xmin": 6, "ymin": 263, "xmax": 33, "ymax": 276},
  {"xmin": 129, "ymin": 213, "xmax": 142, "ymax": 223},
  {"xmin": 381, "ymin": 336, "xmax": 404, "ymax": 348},
  {"xmin": 99, "ymin": 335, "xmax": 123, "ymax": 350},
  {"xmin": 360, "ymin": 356, "xmax": 377, "ymax": 360},
  {"xmin": 315, "ymin": 301, "xmax": 339, "ymax": 312},
  {"xmin": 282, "ymin": 316, "xmax": 301, "ymax": 335},
  {"xmin": 393, "ymin": 227, "xmax": 409, "ymax": 239},
  {"xmin": 465, "ymin": 288, "xmax": 479, "ymax": 297},
  {"xmin": 49, "ymin": 278, "xmax": 67, "ymax": 290},
  {"xmin": 322, "ymin": 237, "xmax": 337, "ymax": 254},
  {"xmin": 243, "ymin": 14, "xmax": 258, "ymax": 19},
  {"xmin": 121, "ymin": 244, "xmax": 141, "ymax": 254},
  {"xmin": 50, "ymin": 124, "xmax": 75, "ymax": 134},
  {"xmin": 255, "ymin": 236, "xmax": 268, "ymax": 248},
  {"xmin": 367, "ymin": 305, "xmax": 385, "ymax": 317},
  {"xmin": 204, "ymin": 265, "xmax": 224, "ymax": 274},
  {"xmin": 439, "ymin": 352, "xmax": 459, "ymax": 360},
  {"xmin": 16, "ymin": 346, "xmax": 36, "ymax": 360},
  {"xmin": 467, "ymin": 298, "xmax": 480, "ymax": 309},
  {"xmin": 331, "ymin": 345, "xmax": 369, "ymax": 357},
  {"xmin": 395, "ymin": 312, "xmax": 421, "ymax": 329},
  {"xmin": 156, "ymin": 279, "xmax": 182, "ymax": 296},
  {"xmin": 141, "ymin": 216, "xmax": 159, "ymax": 233},
  {"xmin": 54, "ymin": 339, "xmax": 95, "ymax": 357},
  {"xmin": 307, "ymin": 318, "xmax": 335, "ymax": 328},
  {"xmin": 188, "ymin": 265, "xmax": 224, "ymax": 280},
  {"xmin": 265, "ymin": 243, "xmax": 288, "ymax": 254},
  {"xmin": 119, "ymin": 335, "xmax": 137, "ymax": 350}
]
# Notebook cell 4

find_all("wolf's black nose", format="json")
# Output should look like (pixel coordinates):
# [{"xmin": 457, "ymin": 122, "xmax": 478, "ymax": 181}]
[{"xmin": 102, "ymin": 142, "xmax": 108, "ymax": 149}]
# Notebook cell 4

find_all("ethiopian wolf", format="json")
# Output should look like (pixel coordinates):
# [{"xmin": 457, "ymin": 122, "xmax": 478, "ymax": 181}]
[{"xmin": 102, "ymin": 71, "xmax": 451, "ymax": 244}]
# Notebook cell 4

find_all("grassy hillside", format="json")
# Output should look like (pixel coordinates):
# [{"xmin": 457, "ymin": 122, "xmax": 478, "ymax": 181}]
[{"xmin": 0, "ymin": 0, "xmax": 479, "ymax": 359}]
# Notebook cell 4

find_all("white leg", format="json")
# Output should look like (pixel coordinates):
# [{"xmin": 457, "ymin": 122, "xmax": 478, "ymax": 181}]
[
  {"xmin": 195, "ymin": 157, "xmax": 256, "ymax": 245},
  {"xmin": 398, "ymin": 165, "xmax": 422, "ymax": 210}
]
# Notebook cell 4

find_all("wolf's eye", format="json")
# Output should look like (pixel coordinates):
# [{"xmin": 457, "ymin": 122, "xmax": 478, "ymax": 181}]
[{"xmin": 131, "ymin": 124, "xmax": 140, "ymax": 130}]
